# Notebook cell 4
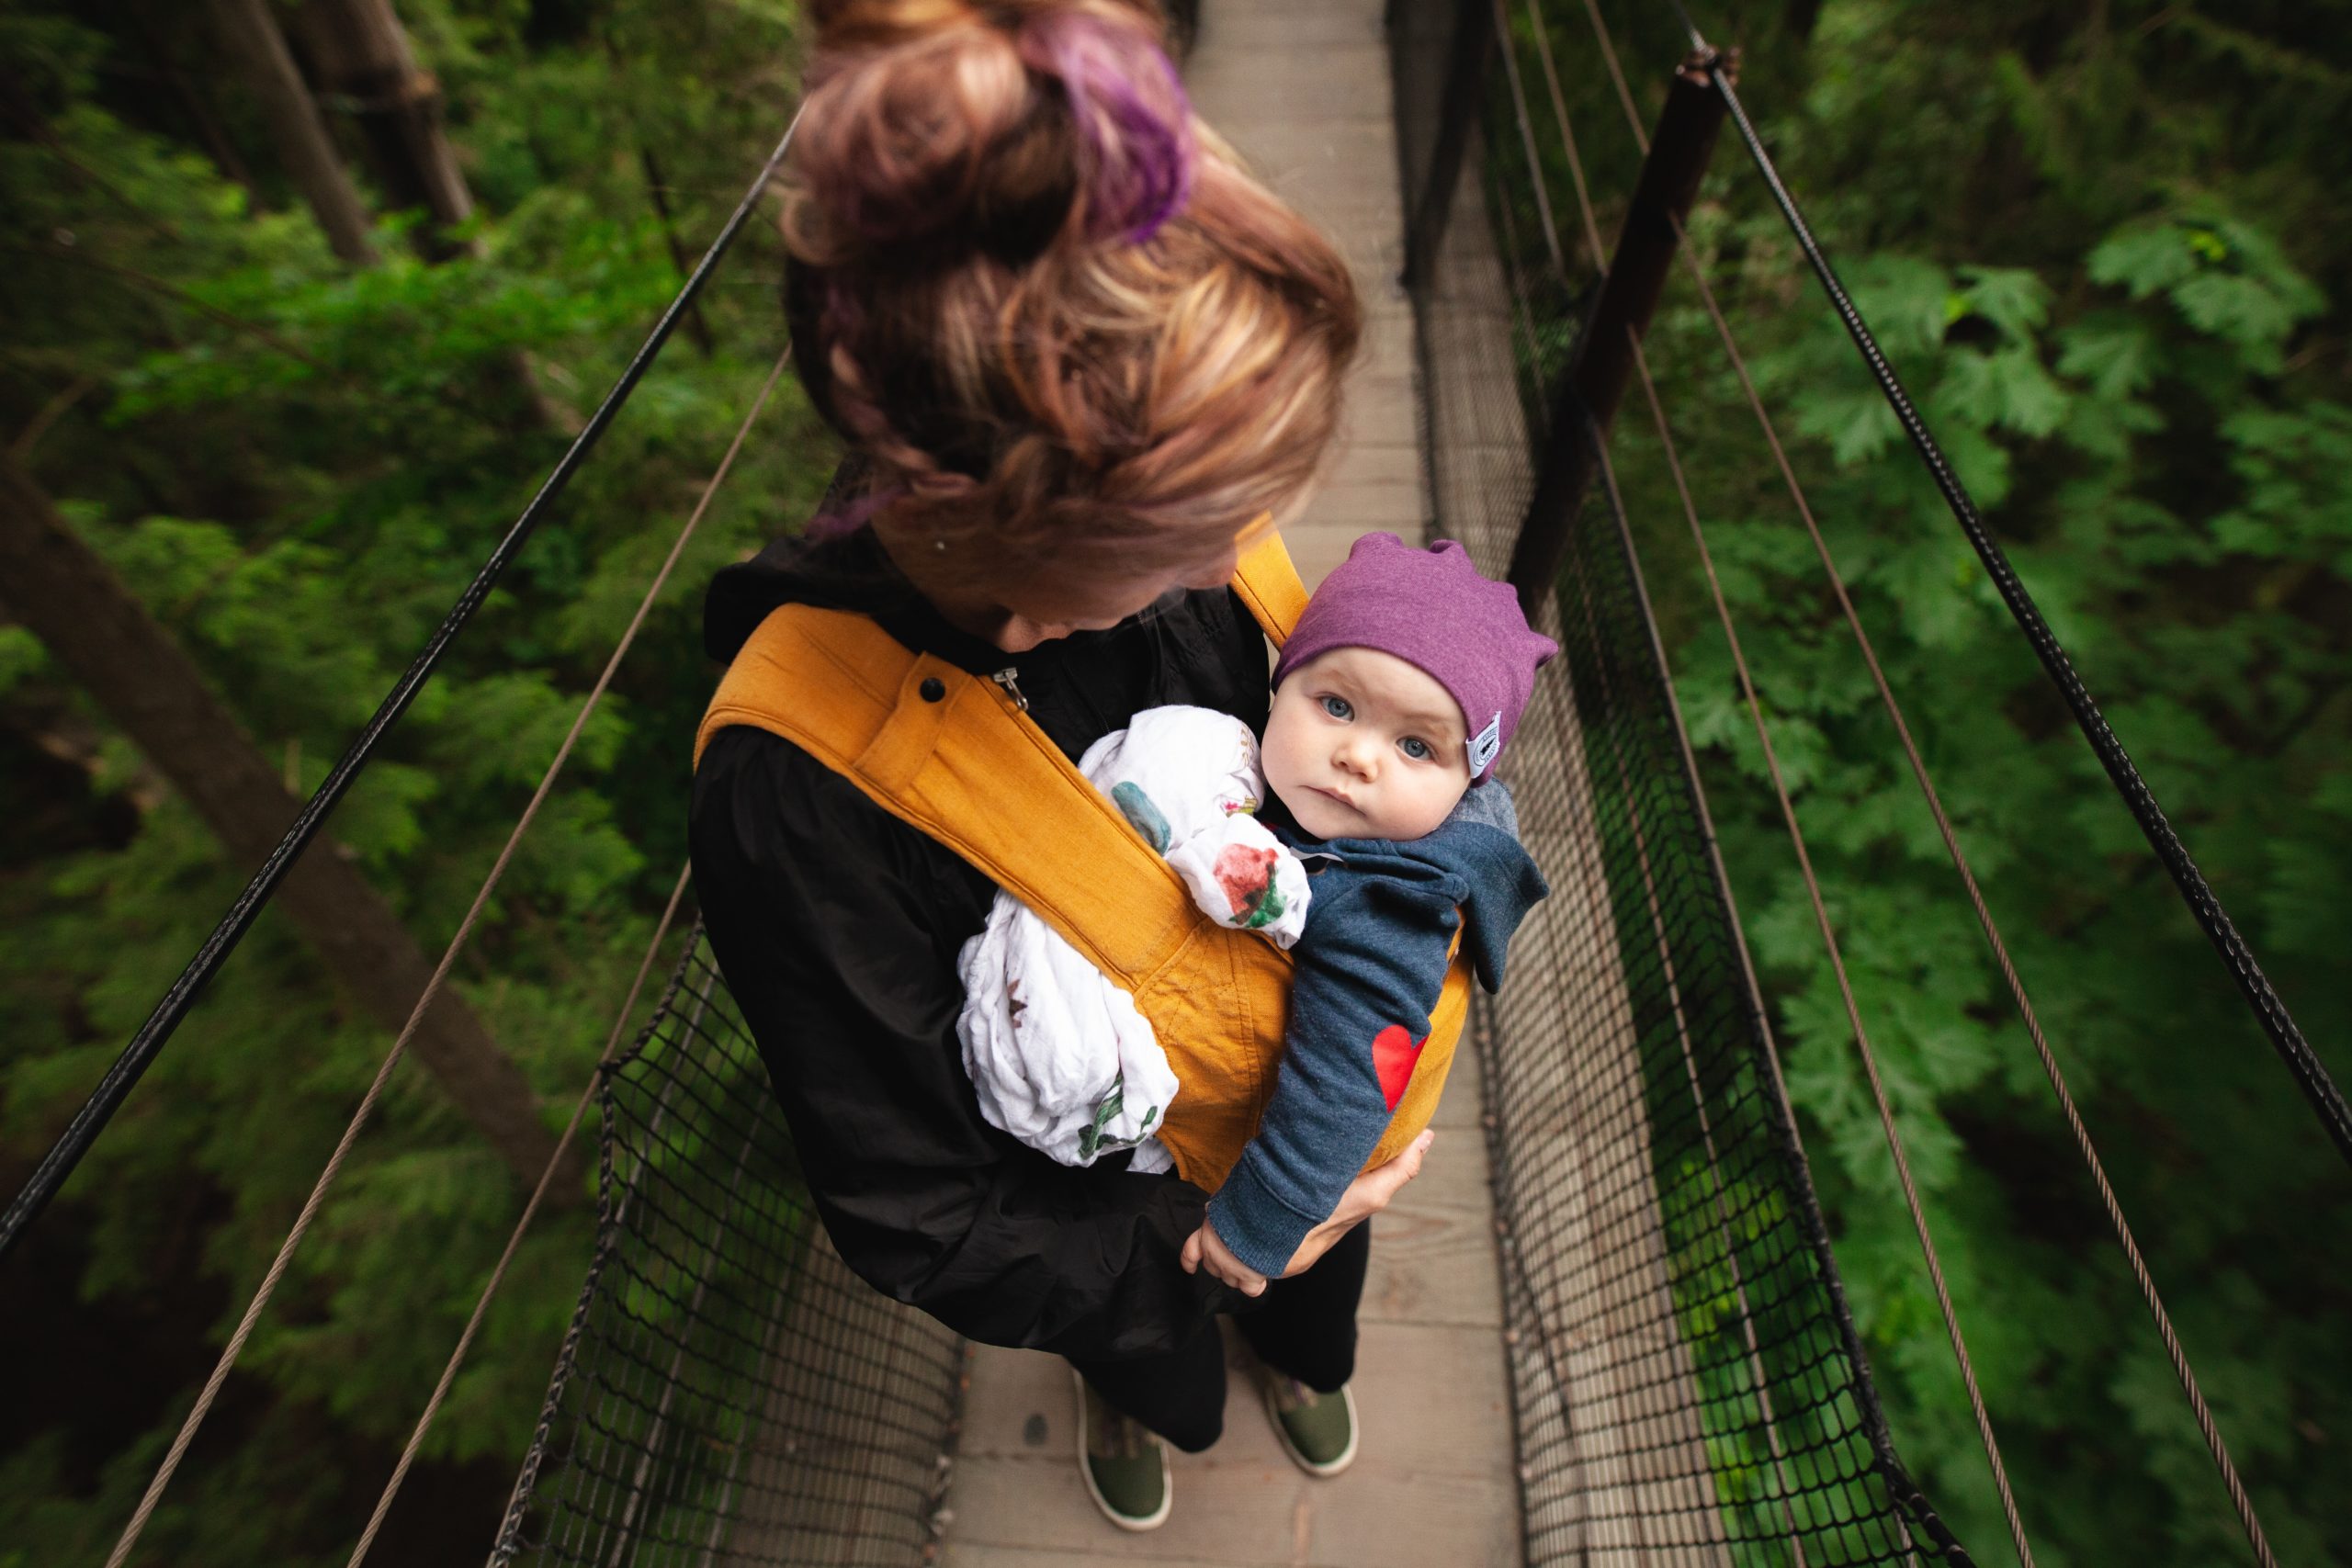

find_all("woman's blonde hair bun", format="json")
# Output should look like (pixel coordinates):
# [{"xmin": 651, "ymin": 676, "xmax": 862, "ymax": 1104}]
[
  {"xmin": 792, "ymin": 0, "xmax": 1193, "ymax": 263},
  {"xmin": 781, "ymin": 0, "xmax": 1364, "ymax": 607}
]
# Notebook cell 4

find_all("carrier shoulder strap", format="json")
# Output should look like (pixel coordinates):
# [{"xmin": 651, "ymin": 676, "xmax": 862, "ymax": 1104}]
[
  {"xmin": 1230, "ymin": 527, "xmax": 1306, "ymax": 652},
  {"xmin": 695, "ymin": 525, "xmax": 1309, "ymax": 989}
]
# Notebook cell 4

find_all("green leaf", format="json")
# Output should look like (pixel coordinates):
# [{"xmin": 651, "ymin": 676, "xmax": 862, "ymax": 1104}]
[
  {"xmin": 1939, "ymin": 345, "xmax": 2071, "ymax": 437},
  {"xmin": 1850, "ymin": 254, "xmax": 1960, "ymax": 357},
  {"xmin": 0, "ymin": 626, "xmax": 47, "ymax": 696},
  {"xmin": 2055, "ymin": 312, "xmax": 2162, "ymax": 400},
  {"xmin": 2058, "ymin": 394, "xmax": 2164, "ymax": 462},
  {"xmin": 2087, "ymin": 223, "xmax": 2199, "ymax": 299},
  {"xmin": 1879, "ymin": 536, "xmax": 1984, "ymax": 649},
  {"xmin": 2172, "ymin": 274, "xmax": 2305, "ymax": 371},
  {"xmin": 1956, "ymin": 265, "xmax": 2051, "ymax": 340},
  {"xmin": 1795, "ymin": 385, "xmax": 1907, "ymax": 466}
]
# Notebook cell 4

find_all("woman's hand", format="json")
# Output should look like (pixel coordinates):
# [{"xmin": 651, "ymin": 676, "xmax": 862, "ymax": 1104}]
[
  {"xmin": 1279, "ymin": 1128, "xmax": 1434, "ymax": 1277},
  {"xmin": 1182, "ymin": 1130, "xmax": 1437, "ymax": 1292},
  {"xmin": 1182, "ymin": 1221, "xmax": 1271, "ymax": 1297}
]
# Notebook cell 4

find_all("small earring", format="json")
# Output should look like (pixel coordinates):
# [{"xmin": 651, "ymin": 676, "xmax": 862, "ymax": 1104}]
[{"xmin": 933, "ymin": 538, "xmax": 948, "ymax": 553}]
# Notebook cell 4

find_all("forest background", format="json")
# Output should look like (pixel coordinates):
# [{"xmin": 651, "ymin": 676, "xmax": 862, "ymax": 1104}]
[{"xmin": 0, "ymin": 0, "xmax": 2342, "ymax": 1564}]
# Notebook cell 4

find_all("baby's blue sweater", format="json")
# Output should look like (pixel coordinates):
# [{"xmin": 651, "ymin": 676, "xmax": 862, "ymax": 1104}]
[{"xmin": 1205, "ymin": 784, "xmax": 1548, "ymax": 1278}]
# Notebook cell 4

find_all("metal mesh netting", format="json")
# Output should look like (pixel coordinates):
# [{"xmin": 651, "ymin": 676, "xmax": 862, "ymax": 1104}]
[
  {"xmin": 492, "ymin": 928, "xmax": 964, "ymax": 1568},
  {"xmin": 1391, "ymin": 0, "xmax": 1964, "ymax": 1562}
]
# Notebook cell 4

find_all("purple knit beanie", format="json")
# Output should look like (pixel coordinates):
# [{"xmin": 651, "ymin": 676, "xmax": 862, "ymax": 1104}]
[{"xmin": 1272, "ymin": 533, "xmax": 1560, "ymax": 782}]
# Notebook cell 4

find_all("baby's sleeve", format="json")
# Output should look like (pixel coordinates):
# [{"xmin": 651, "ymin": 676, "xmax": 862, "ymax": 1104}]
[
  {"xmin": 1204, "ymin": 863, "xmax": 1464, "ymax": 1278},
  {"xmin": 1091, "ymin": 705, "xmax": 1313, "ymax": 949}
]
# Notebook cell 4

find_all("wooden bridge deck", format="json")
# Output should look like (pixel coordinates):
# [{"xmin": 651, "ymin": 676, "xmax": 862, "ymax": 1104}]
[
  {"xmin": 939, "ymin": 4, "xmax": 1520, "ymax": 1563},
  {"xmin": 926, "ymin": 2, "xmax": 1728, "ymax": 1562}
]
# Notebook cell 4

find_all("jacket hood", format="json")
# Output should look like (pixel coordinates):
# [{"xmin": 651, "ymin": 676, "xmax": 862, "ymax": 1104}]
[
  {"xmin": 708, "ymin": 526, "xmax": 896, "ymax": 662},
  {"xmin": 1278, "ymin": 783, "xmax": 1549, "ymax": 993},
  {"xmin": 705, "ymin": 525, "xmax": 1023, "ymax": 678}
]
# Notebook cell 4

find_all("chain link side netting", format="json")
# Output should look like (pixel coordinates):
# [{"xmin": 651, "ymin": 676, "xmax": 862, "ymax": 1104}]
[
  {"xmin": 1391, "ymin": 1, "xmax": 1965, "ymax": 1561},
  {"xmin": 492, "ymin": 928, "xmax": 965, "ymax": 1568}
]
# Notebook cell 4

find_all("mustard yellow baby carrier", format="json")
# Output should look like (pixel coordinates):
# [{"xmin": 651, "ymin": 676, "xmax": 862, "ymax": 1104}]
[{"xmin": 693, "ymin": 531, "xmax": 1473, "ymax": 1192}]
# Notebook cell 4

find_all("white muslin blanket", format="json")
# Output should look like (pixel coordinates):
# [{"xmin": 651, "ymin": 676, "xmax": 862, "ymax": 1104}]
[{"xmin": 956, "ymin": 705, "xmax": 1310, "ymax": 1174}]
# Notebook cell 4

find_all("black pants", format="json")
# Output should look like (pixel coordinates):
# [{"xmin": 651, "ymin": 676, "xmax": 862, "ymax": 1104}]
[{"xmin": 1068, "ymin": 1219, "xmax": 1370, "ymax": 1453}]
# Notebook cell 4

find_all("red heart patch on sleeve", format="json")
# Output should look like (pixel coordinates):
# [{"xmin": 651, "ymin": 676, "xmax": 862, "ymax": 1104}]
[{"xmin": 1371, "ymin": 1024, "xmax": 1427, "ymax": 1112}]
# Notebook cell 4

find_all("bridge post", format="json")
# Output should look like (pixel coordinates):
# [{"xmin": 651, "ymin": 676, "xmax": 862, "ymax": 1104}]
[
  {"xmin": 1399, "ymin": 0, "xmax": 1498, "ymax": 296},
  {"xmin": 1506, "ymin": 49, "xmax": 1735, "ymax": 612}
]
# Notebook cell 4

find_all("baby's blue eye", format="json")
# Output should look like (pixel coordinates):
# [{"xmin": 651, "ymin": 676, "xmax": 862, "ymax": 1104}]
[
  {"xmin": 1400, "ymin": 737, "xmax": 1433, "ymax": 761},
  {"xmin": 1320, "ymin": 694, "xmax": 1353, "ymax": 720}
]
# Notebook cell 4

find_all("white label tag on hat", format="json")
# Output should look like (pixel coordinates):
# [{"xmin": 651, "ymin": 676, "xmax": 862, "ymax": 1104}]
[{"xmin": 1467, "ymin": 711, "xmax": 1502, "ymax": 777}]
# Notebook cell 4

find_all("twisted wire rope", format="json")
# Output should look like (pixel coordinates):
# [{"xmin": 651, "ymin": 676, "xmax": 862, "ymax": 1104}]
[
  {"xmin": 1669, "ymin": 0, "xmax": 2347, "ymax": 1173},
  {"xmin": 0, "ymin": 112, "xmax": 802, "ymax": 1261},
  {"xmin": 1555, "ymin": 2, "xmax": 2280, "ymax": 1560},
  {"xmin": 104, "ymin": 337, "xmax": 796, "ymax": 1568},
  {"xmin": 346, "ymin": 861, "xmax": 696, "ymax": 1568},
  {"xmin": 1501, "ymin": 9, "xmax": 1810, "ymax": 1560}
]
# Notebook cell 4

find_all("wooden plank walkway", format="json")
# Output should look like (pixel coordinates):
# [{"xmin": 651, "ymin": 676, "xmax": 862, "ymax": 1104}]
[
  {"xmin": 1192, "ymin": 0, "xmax": 1425, "ymax": 588},
  {"xmin": 1388, "ymin": 0, "xmax": 1737, "ymax": 1540},
  {"xmin": 938, "ymin": 4, "xmax": 1523, "ymax": 1563},
  {"xmin": 941, "ymin": 1055, "xmax": 1515, "ymax": 1568}
]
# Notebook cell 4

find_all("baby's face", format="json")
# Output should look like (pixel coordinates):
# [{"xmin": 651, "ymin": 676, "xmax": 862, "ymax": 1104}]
[{"xmin": 1263, "ymin": 647, "xmax": 1473, "ymax": 841}]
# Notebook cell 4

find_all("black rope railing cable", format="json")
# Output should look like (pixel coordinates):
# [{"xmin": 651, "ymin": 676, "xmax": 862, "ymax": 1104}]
[
  {"xmin": 1601, "ymin": 372, "xmax": 2037, "ymax": 1568},
  {"xmin": 1505, "ymin": 8, "xmax": 1984, "ymax": 1561},
  {"xmin": 1482, "ymin": 38, "xmax": 1938, "ymax": 1558},
  {"xmin": 1495, "ymin": 17, "xmax": 1810, "ymax": 1559},
  {"xmin": 1510, "ymin": 7, "xmax": 2037, "ymax": 1558},
  {"xmin": 1582, "ymin": 376, "xmax": 1966, "ymax": 1564},
  {"xmin": 1558, "ymin": 7, "xmax": 2283, "ymax": 1557},
  {"xmin": 486, "ymin": 935, "xmax": 722, "ymax": 1565},
  {"xmin": 1657, "ymin": 4, "xmax": 2350, "ymax": 1171},
  {"xmin": 1486, "ymin": 168, "xmax": 1671, "ymax": 1568},
  {"xmin": 102, "ymin": 340, "xmax": 795, "ymax": 1568},
  {"xmin": 347, "ymin": 861, "xmax": 695, "ymax": 1568},
  {"xmin": 0, "ymin": 109, "xmax": 802, "ymax": 1265}
]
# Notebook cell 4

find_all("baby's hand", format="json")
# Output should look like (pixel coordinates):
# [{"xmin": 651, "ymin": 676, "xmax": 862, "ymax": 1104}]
[{"xmin": 1181, "ymin": 1220, "xmax": 1269, "ymax": 1297}]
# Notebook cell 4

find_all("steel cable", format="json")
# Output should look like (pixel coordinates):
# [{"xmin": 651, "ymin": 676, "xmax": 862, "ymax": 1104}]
[
  {"xmin": 0, "ymin": 111, "xmax": 801, "ymax": 1262},
  {"xmin": 1687, "ymin": 23, "xmax": 2347, "ymax": 1173},
  {"xmin": 346, "ymin": 862, "xmax": 695, "ymax": 1568},
  {"xmin": 102, "ymin": 342, "xmax": 794, "ymax": 1568},
  {"xmin": 1510, "ymin": 6, "xmax": 2029, "ymax": 1557},
  {"xmin": 1555, "ymin": 3, "xmax": 2280, "ymax": 1559}
]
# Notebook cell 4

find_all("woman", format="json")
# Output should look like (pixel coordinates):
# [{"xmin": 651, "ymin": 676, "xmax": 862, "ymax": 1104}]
[{"xmin": 688, "ymin": 0, "xmax": 1431, "ymax": 1530}]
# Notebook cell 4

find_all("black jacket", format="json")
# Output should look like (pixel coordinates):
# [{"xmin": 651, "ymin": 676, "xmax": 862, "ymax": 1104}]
[{"xmin": 688, "ymin": 527, "xmax": 1264, "ymax": 1359}]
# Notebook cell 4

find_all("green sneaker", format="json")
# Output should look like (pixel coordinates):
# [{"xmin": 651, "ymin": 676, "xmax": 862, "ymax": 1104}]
[
  {"xmin": 1257, "ymin": 1366, "xmax": 1358, "ymax": 1477},
  {"xmin": 1071, "ymin": 1371, "xmax": 1172, "ymax": 1531}
]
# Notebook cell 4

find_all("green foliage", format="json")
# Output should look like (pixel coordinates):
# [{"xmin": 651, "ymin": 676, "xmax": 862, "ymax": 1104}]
[
  {"xmin": 1544, "ymin": 1, "xmax": 2351, "ymax": 1560},
  {"xmin": 1, "ymin": 2, "xmax": 831, "ymax": 1561},
  {"xmin": 5, "ymin": 0, "xmax": 2347, "ymax": 1563}
]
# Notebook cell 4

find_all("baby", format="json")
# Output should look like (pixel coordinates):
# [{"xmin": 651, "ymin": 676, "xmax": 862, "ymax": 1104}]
[
  {"xmin": 955, "ymin": 532, "xmax": 1555, "ymax": 1285},
  {"xmin": 1186, "ymin": 531, "xmax": 1555, "ymax": 1292}
]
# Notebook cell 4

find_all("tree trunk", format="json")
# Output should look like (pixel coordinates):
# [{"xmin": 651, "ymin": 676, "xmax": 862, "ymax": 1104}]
[
  {"xmin": 288, "ymin": 0, "xmax": 572, "ymax": 428},
  {"xmin": 0, "ymin": 455, "xmax": 577, "ymax": 1198},
  {"xmin": 289, "ymin": 0, "xmax": 474, "ymax": 261},
  {"xmin": 203, "ymin": 0, "xmax": 380, "ymax": 266},
  {"xmin": 638, "ymin": 148, "xmax": 716, "ymax": 358}
]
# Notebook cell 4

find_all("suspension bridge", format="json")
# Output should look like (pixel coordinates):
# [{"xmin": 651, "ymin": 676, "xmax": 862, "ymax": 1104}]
[{"xmin": 5, "ymin": 1, "xmax": 2340, "ymax": 1565}]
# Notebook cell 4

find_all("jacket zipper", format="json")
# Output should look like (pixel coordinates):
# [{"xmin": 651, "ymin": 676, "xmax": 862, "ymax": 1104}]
[{"xmin": 989, "ymin": 667, "xmax": 1030, "ymax": 712}]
